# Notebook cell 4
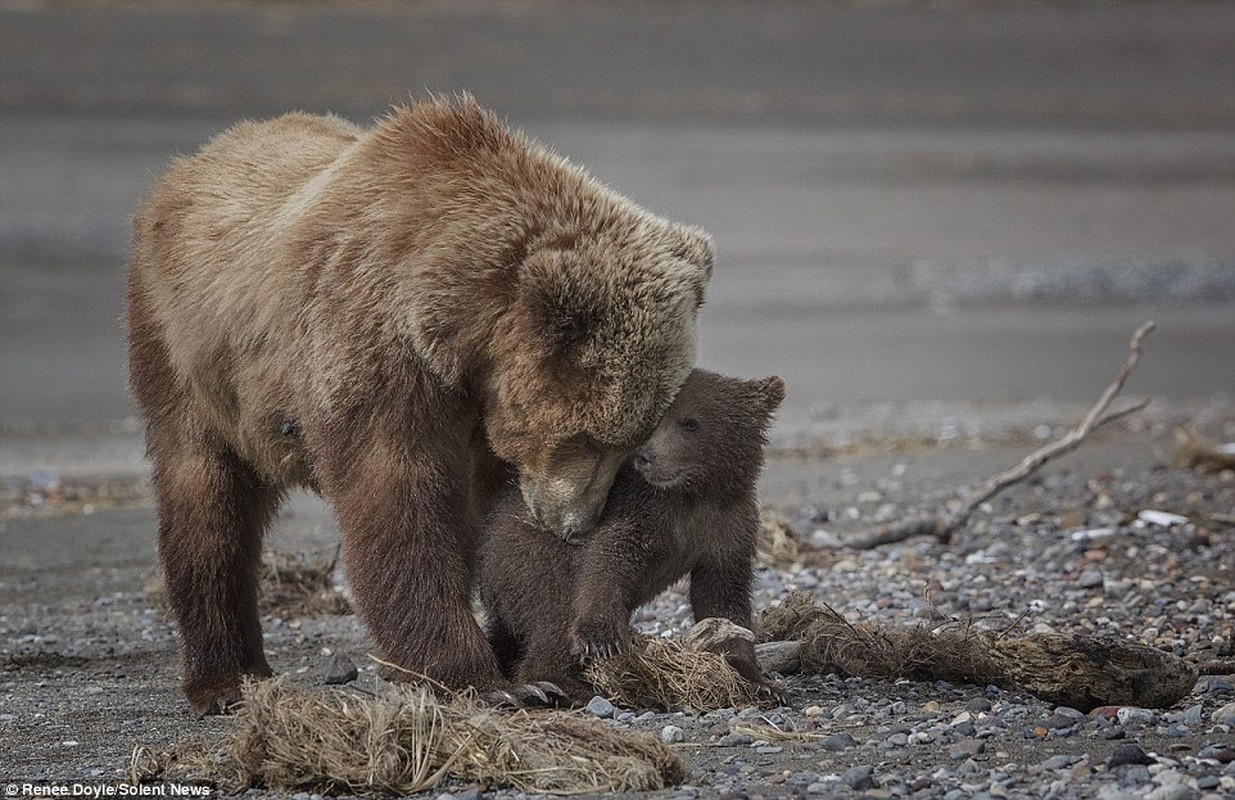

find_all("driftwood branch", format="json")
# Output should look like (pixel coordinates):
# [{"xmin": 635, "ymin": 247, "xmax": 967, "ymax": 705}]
[{"xmin": 851, "ymin": 321, "xmax": 1156, "ymax": 549}]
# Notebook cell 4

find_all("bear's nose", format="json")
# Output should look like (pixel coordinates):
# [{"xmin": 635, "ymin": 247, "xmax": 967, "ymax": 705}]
[{"xmin": 633, "ymin": 447, "xmax": 653, "ymax": 468}]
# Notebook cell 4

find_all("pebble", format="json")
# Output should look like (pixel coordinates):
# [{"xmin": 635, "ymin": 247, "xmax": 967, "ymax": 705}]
[
  {"xmin": 1116, "ymin": 707, "xmax": 1158, "ymax": 726},
  {"xmin": 1211, "ymin": 700, "xmax": 1235, "ymax": 725},
  {"xmin": 840, "ymin": 764, "xmax": 876, "ymax": 791},
  {"xmin": 323, "ymin": 652, "xmax": 358, "ymax": 685},
  {"xmin": 661, "ymin": 724, "xmax": 685, "ymax": 744},
  {"xmin": 1108, "ymin": 743, "xmax": 1155, "ymax": 768},
  {"xmin": 1078, "ymin": 568, "xmax": 1105, "ymax": 588},
  {"xmin": 818, "ymin": 733, "xmax": 859, "ymax": 751},
  {"xmin": 585, "ymin": 696, "xmax": 615, "ymax": 719}
]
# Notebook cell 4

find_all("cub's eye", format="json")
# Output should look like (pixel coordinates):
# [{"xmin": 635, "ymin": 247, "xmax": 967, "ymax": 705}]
[{"xmin": 680, "ymin": 418, "xmax": 700, "ymax": 433}]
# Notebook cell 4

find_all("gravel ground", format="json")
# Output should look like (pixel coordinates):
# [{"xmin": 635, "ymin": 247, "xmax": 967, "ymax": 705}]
[{"xmin": 2, "ymin": 400, "xmax": 1233, "ymax": 799}]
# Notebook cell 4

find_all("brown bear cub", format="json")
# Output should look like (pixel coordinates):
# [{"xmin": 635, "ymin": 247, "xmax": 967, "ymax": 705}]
[{"xmin": 478, "ymin": 369, "xmax": 785, "ymax": 704}]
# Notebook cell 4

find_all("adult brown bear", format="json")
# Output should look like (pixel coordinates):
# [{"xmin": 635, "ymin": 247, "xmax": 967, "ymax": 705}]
[{"xmin": 127, "ymin": 96, "xmax": 713, "ymax": 714}]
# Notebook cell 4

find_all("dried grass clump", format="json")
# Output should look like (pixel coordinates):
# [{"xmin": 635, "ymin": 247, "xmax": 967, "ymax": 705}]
[
  {"xmin": 757, "ymin": 510, "xmax": 835, "ymax": 570},
  {"xmin": 585, "ymin": 633, "xmax": 771, "ymax": 711},
  {"xmin": 1173, "ymin": 427, "xmax": 1235, "ymax": 474},
  {"xmin": 144, "ymin": 549, "xmax": 350, "ymax": 618},
  {"xmin": 758, "ymin": 592, "xmax": 1197, "ymax": 711},
  {"xmin": 260, "ymin": 549, "xmax": 351, "ymax": 617},
  {"xmin": 131, "ymin": 678, "xmax": 685, "ymax": 795}
]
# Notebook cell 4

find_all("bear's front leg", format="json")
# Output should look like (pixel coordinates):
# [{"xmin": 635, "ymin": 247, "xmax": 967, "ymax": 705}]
[
  {"xmin": 569, "ymin": 532, "xmax": 643, "ymax": 660},
  {"xmin": 326, "ymin": 441, "xmax": 507, "ymax": 692}
]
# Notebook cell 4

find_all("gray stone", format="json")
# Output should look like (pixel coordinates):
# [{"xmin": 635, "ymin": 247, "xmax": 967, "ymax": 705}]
[
  {"xmin": 1143, "ymin": 785, "xmax": 1199, "ymax": 800},
  {"xmin": 1211, "ymin": 700, "xmax": 1235, "ymax": 725},
  {"xmin": 1078, "ymin": 568, "xmax": 1105, "ymax": 589},
  {"xmin": 1116, "ymin": 707, "xmax": 1157, "ymax": 726},
  {"xmin": 323, "ymin": 652, "xmax": 358, "ymax": 685},
  {"xmin": 585, "ymin": 696, "xmax": 615, "ymax": 719},
  {"xmin": 840, "ymin": 764, "xmax": 876, "ymax": 791},
  {"xmin": 661, "ymin": 724, "xmax": 685, "ymax": 744},
  {"xmin": 818, "ymin": 733, "xmax": 858, "ymax": 752},
  {"xmin": 1042, "ymin": 754, "xmax": 1081, "ymax": 770},
  {"xmin": 1108, "ymin": 743, "xmax": 1154, "ymax": 768}
]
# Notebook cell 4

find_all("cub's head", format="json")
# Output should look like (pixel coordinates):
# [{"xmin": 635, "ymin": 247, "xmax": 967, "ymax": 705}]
[
  {"xmin": 633, "ymin": 369, "xmax": 785, "ymax": 495},
  {"xmin": 484, "ymin": 223, "xmax": 713, "ymax": 540}
]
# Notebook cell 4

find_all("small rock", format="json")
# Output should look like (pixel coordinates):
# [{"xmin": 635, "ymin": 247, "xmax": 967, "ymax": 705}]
[
  {"xmin": 948, "ymin": 740, "xmax": 985, "ymax": 760},
  {"xmin": 1078, "ymin": 569, "xmax": 1105, "ymax": 589},
  {"xmin": 1143, "ymin": 785, "xmax": 1198, "ymax": 800},
  {"xmin": 819, "ymin": 733, "xmax": 858, "ymax": 752},
  {"xmin": 840, "ymin": 764, "xmax": 876, "ymax": 791},
  {"xmin": 965, "ymin": 697, "xmax": 993, "ymax": 713},
  {"xmin": 1116, "ymin": 707, "xmax": 1157, "ymax": 726},
  {"xmin": 683, "ymin": 617, "xmax": 755, "ymax": 650},
  {"xmin": 323, "ymin": 652, "xmax": 358, "ymax": 685},
  {"xmin": 1211, "ymin": 700, "xmax": 1235, "ymax": 725},
  {"xmin": 1042, "ymin": 754, "xmax": 1081, "ymax": 770},
  {"xmin": 1108, "ymin": 744, "xmax": 1154, "ymax": 768},
  {"xmin": 661, "ymin": 724, "xmax": 685, "ymax": 744},
  {"xmin": 585, "ymin": 696, "xmax": 615, "ymax": 719},
  {"xmin": 716, "ymin": 733, "xmax": 753, "ymax": 746},
  {"xmin": 755, "ymin": 745, "xmax": 783, "ymax": 754},
  {"xmin": 1197, "ymin": 743, "xmax": 1234, "ymax": 763}
]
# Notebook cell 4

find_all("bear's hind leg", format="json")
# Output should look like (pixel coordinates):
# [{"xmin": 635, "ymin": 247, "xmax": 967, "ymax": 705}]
[{"xmin": 153, "ymin": 441, "xmax": 281, "ymax": 715}]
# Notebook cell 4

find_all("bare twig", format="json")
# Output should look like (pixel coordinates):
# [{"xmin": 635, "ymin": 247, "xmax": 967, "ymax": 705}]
[{"xmin": 851, "ymin": 322, "xmax": 1156, "ymax": 549}]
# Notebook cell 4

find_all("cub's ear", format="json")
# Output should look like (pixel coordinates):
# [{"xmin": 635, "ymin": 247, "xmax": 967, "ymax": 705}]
[
  {"xmin": 666, "ymin": 225, "xmax": 714, "ymax": 308},
  {"xmin": 517, "ymin": 248, "xmax": 603, "ymax": 361},
  {"xmin": 754, "ymin": 376, "xmax": 786, "ymax": 414}
]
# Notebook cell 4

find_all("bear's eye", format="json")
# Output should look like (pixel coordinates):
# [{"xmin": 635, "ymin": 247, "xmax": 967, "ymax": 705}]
[{"xmin": 680, "ymin": 418, "xmax": 700, "ymax": 433}]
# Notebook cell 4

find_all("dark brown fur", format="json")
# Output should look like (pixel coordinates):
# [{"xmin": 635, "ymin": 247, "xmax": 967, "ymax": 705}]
[
  {"xmin": 478, "ymin": 369, "xmax": 785, "ymax": 703},
  {"xmin": 127, "ymin": 97, "xmax": 711, "ymax": 714}
]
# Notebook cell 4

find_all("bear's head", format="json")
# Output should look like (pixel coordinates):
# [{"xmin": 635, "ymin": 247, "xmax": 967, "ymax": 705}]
[
  {"xmin": 484, "ymin": 224, "xmax": 713, "ymax": 540},
  {"xmin": 633, "ymin": 369, "xmax": 785, "ymax": 496}
]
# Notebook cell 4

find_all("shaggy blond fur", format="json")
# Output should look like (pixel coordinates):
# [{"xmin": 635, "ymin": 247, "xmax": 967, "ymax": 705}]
[{"xmin": 128, "ymin": 95, "xmax": 712, "ymax": 713}]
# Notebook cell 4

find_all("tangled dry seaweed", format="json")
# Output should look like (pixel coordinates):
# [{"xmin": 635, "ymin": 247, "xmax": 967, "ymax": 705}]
[
  {"xmin": 757, "ymin": 592, "xmax": 1198, "ymax": 712},
  {"xmin": 130, "ymin": 678, "xmax": 685, "ymax": 795},
  {"xmin": 584, "ymin": 632, "xmax": 772, "ymax": 711},
  {"xmin": 757, "ymin": 510, "xmax": 835, "ymax": 570}
]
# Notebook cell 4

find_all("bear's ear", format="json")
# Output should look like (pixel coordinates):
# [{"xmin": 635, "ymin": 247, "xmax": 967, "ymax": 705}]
[
  {"xmin": 666, "ymin": 225, "xmax": 714, "ymax": 308},
  {"xmin": 517, "ymin": 248, "xmax": 603, "ymax": 362},
  {"xmin": 753, "ymin": 375, "xmax": 786, "ymax": 414}
]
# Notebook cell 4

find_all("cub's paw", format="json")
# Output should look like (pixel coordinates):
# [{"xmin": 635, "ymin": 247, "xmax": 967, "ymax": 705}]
[{"xmin": 569, "ymin": 615, "xmax": 629, "ymax": 661}]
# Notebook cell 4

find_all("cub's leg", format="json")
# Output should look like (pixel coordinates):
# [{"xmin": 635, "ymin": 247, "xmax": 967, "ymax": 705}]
[
  {"xmin": 690, "ymin": 554, "xmax": 777, "ymax": 697},
  {"xmin": 151, "ymin": 440, "xmax": 281, "ymax": 715}
]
